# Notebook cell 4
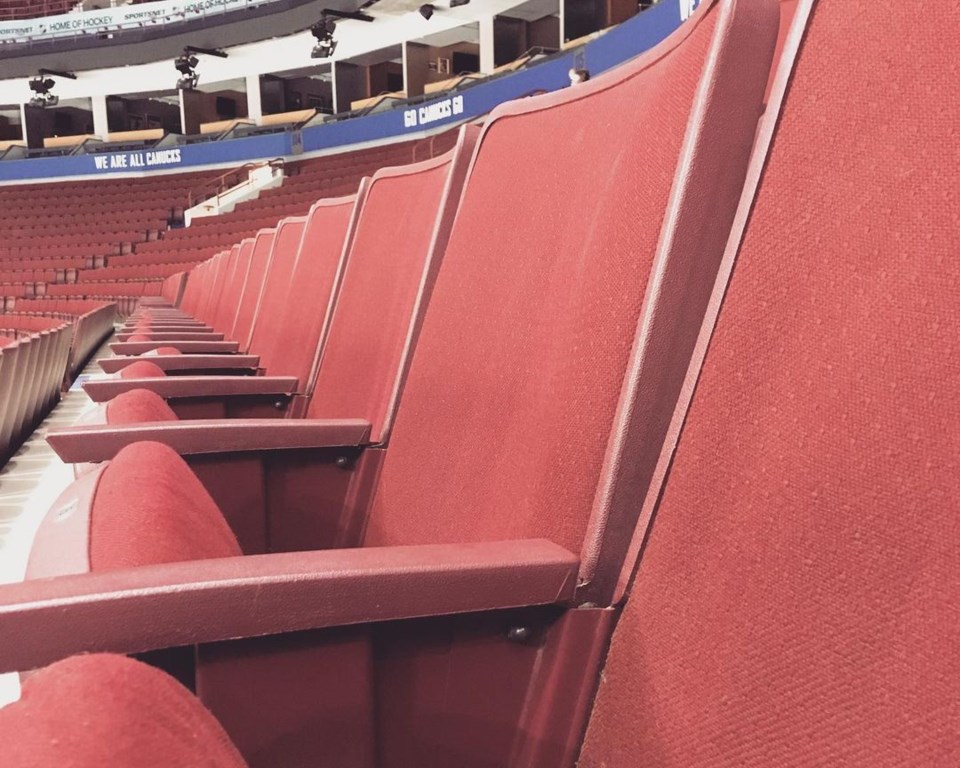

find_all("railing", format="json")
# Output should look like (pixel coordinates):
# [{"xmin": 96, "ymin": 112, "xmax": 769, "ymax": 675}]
[{"xmin": 186, "ymin": 157, "xmax": 283, "ymax": 208}]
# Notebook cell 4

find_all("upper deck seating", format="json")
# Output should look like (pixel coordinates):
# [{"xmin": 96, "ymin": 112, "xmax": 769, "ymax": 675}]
[{"xmin": 0, "ymin": 1, "xmax": 779, "ymax": 765}]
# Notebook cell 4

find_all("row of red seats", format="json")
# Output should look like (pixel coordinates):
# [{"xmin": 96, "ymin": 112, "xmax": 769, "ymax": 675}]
[
  {"xmin": 1, "ymin": 1, "xmax": 956, "ymax": 765},
  {"xmin": 0, "ymin": 321, "xmax": 71, "ymax": 462},
  {"xmin": 0, "ymin": 301, "xmax": 115, "ymax": 461}
]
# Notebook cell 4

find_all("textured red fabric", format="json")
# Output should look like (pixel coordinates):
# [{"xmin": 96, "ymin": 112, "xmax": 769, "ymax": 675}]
[
  {"xmin": 260, "ymin": 199, "xmax": 355, "ymax": 384},
  {"xmin": 363, "ymin": 12, "xmax": 716, "ymax": 552},
  {"xmin": 579, "ymin": 2, "xmax": 960, "ymax": 766},
  {"xmin": 119, "ymin": 360, "xmax": 167, "ymax": 380},
  {"xmin": 307, "ymin": 162, "xmax": 449, "ymax": 440},
  {"xmin": 0, "ymin": 654, "xmax": 247, "ymax": 768},
  {"xmin": 144, "ymin": 346, "xmax": 183, "ymax": 357},
  {"xmin": 90, "ymin": 442, "xmax": 242, "ymax": 571},
  {"xmin": 246, "ymin": 217, "xmax": 307, "ymax": 363},
  {"xmin": 106, "ymin": 389, "xmax": 179, "ymax": 425},
  {"xmin": 229, "ymin": 231, "xmax": 276, "ymax": 349},
  {"xmin": 127, "ymin": 333, "xmax": 152, "ymax": 343}
]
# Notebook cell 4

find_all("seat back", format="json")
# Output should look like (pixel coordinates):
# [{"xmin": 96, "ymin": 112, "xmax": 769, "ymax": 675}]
[
  {"xmin": 578, "ymin": 0, "xmax": 960, "ymax": 765},
  {"xmin": 245, "ymin": 216, "xmax": 308, "ymax": 366},
  {"xmin": 305, "ymin": 127, "xmax": 478, "ymax": 443},
  {"xmin": 228, "ymin": 230, "xmax": 277, "ymax": 351},
  {"xmin": 361, "ymin": 0, "xmax": 778, "ymax": 602},
  {"xmin": 253, "ymin": 188, "xmax": 368, "ymax": 390},
  {"xmin": 208, "ymin": 244, "xmax": 254, "ymax": 334}
]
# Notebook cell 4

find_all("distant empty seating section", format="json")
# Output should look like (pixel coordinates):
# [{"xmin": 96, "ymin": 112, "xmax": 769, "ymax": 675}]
[
  {"xmin": 0, "ymin": 0, "xmax": 956, "ymax": 766},
  {"xmin": 0, "ymin": 138, "xmax": 459, "ymax": 313},
  {"xmin": 0, "ymin": 172, "xmax": 211, "ymax": 311},
  {"xmin": 135, "ymin": 138, "xmax": 455, "ymax": 271}
]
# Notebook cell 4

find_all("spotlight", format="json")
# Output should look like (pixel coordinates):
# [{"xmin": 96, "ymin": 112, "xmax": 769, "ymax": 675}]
[
  {"xmin": 174, "ymin": 46, "xmax": 227, "ymax": 90},
  {"xmin": 27, "ymin": 70, "xmax": 73, "ymax": 108},
  {"xmin": 419, "ymin": 3, "xmax": 434, "ymax": 19},
  {"xmin": 174, "ymin": 53, "xmax": 199, "ymax": 75},
  {"xmin": 311, "ymin": 16, "xmax": 337, "ymax": 36},
  {"xmin": 310, "ymin": 16, "xmax": 338, "ymax": 58}
]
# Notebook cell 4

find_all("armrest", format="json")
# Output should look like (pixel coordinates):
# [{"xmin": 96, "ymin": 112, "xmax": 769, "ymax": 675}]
[
  {"xmin": 0, "ymin": 539, "xmax": 579, "ymax": 673},
  {"xmin": 99, "ymin": 355, "xmax": 260, "ymax": 374},
  {"xmin": 47, "ymin": 418, "xmax": 373, "ymax": 462},
  {"xmin": 117, "ymin": 320, "xmax": 213, "ymax": 333},
  {"xmin": 83, "ymin": 375, "xmax": 298, "ymax": 403},
  {"xmin": 120, "ymin": 323, "xmax": 212, "ymax": 331},
  {"xmin": 115, "ymin": 331, "xmax": 225, "ymax": 342},
  {"xmin": 110, "ymin": 340, "xmax": 240, "ymax": 355}
]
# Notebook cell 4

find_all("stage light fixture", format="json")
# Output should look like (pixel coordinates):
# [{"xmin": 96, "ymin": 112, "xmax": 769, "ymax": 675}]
[
  {"xmin": 27, "ymin": 69, "xmax": 74, "ymax": 108},
  {"xmin": 419, "ymin": 3, "xmax": 435, "ymax": 19},
  {"xmin": 310, "ymin": 16, "xmax": 338, "ymax": 58},
  {"xmin": 174, "ymin": 46, "xmax": 227, "ymax": 90}
]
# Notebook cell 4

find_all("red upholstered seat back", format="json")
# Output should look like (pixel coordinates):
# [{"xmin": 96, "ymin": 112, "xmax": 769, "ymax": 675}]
[
  {"xmin": 207, "ymin": 245, "xmax": 247, "ymax": 333},
  {"xmin": 191, "ymin": 249, "xmax": 233, "ymax": 321},
  {"xmin": 307, "ymin": 138, "xmax": 473, "ymax": 442},
  {"xmin": 0, "ymin": 654, "xmax": 247, "ymax": 768},
  {"xmin": 363, "ymin": 3, "xmax": 721, "ymax": 553},
  {"xmin": 257, "ymin": 194, "xmax": 360, "ymax": 385},
  {"xmin": 579, "ymin": 1, "xmax": 960, "ymax": 765},
  {"xmin": 246, "ymin": 216, "xmax": 308, "ymax": 365},
  {"xmin": 229, "ymin": 230, "xmax": 276, "ymax": 351}
]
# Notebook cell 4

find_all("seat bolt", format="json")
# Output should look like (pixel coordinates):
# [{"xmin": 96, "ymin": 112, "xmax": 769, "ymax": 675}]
[
  {"xmin": 335, "ymin": 456, "xmax": 350, "ymax": 468},
  {"xmin": 506, "ymin": 626, "xmax": 530, "ymax": 643},
  {"xmin": 273, "ymin": 400, "xmax": 285, "ymax": 409}
]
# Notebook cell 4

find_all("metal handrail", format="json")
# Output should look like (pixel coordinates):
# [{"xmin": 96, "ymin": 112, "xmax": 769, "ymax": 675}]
[{"xmin": 185, "ymin": 157, "xmax": 283, "ymax": 208}]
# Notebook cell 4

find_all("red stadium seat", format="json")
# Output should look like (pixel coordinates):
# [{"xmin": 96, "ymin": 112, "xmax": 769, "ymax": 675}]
[
  {"xmin": 0, "ymin": 655, "xmax": 247, "ymax": 768},
  {"xmin": 5, "ymin": 3, "xmax": 778, "ymax": 767}
]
